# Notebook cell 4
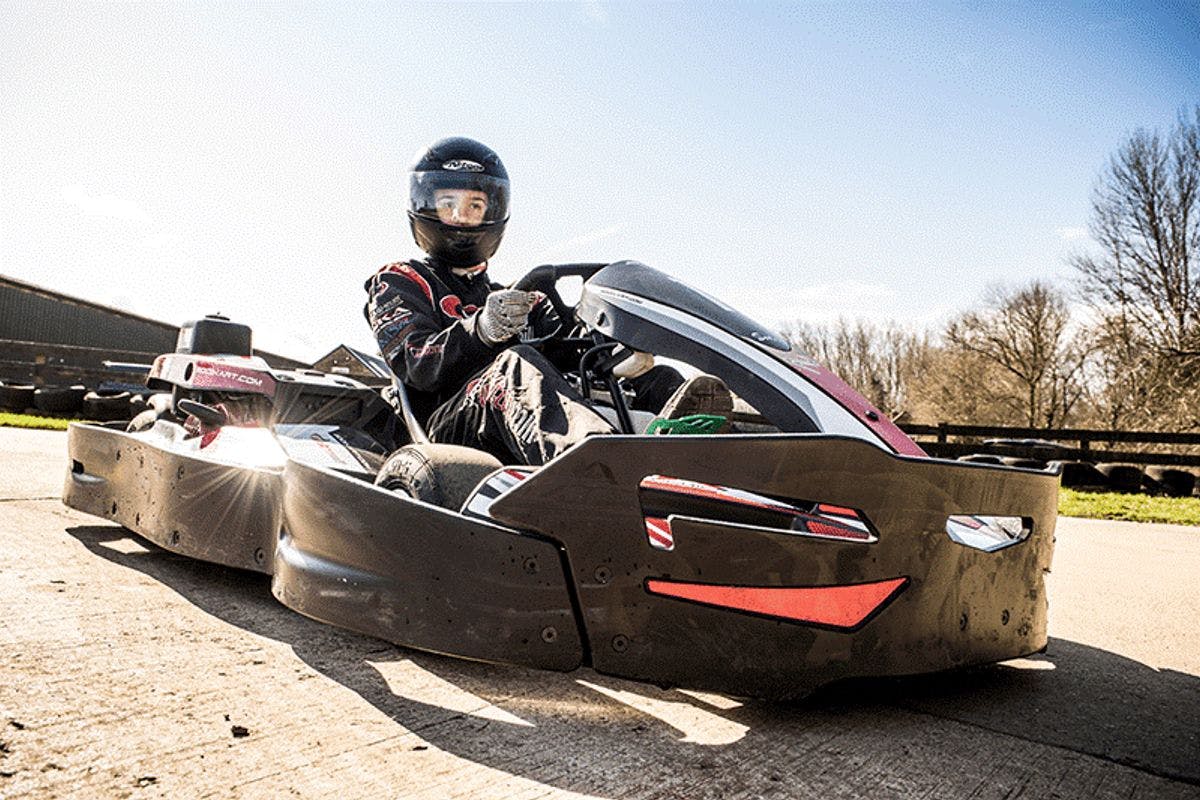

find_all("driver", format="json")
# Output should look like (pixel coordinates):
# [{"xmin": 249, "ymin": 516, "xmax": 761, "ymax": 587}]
[{"xmin": 364, "ymin": 136, "xmax": 731, "ymax": 465}]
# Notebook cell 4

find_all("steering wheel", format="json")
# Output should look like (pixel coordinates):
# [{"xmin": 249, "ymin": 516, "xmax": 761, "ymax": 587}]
[{"xmin": 510, "ymin": 262, "xmax": 609, "ymax": 329}]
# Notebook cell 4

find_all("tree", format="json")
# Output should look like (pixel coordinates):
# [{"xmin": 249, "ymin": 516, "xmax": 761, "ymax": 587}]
[
  {"xmin": 1072, "ymin": 107, "xmax": 1200, "ymax": 357},
  {"xmin": 943, "ymin": 281, "xmax": 1089, "ymax": 427},
  {"xmin": 1071, "ymin": 108, "xmax": 1200, "ymax": 430},
  {"xmin": 782, "ymin": 319, "xmax": 931, "ymax": 421}
]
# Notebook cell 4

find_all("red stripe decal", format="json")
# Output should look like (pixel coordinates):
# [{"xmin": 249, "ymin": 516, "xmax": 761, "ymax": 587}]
[
  {"xmin": 816, "ymin": 503, "xmax": 858, "ymax": 518},
  {"xmin": 644, "ymin": 516, "xmax": 675, "ymax": 549},
  {"xmin": 644, "ymin": 577, "xmax": 907, "ymax": 629}
]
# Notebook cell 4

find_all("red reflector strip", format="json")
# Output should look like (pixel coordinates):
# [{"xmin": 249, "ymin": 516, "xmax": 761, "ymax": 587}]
[
  {"xmin": 644, "ymin": 576, "xmax": 908, "ymax": 630},
  {"xmin": 799, "ymin": 518, "xmax": 871, "ymax": 541}
]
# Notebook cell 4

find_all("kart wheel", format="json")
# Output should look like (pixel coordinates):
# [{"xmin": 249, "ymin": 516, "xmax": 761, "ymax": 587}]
[
  {"xmin": 374, "ymin": 444, "xmax": 503, "ymax": 511},
  {"xmin": 83, "ymin": 391, "xmax": 132, "ymax": 422}
]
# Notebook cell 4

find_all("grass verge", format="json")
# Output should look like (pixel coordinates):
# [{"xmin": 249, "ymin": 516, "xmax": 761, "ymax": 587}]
[
  {"xmin": 1059, "ymin": 487, "xmax": 1200, "ymax": 526},
  {"xmin": 0, "ymin": 412, "xmax": 76, "ymax": 431}
]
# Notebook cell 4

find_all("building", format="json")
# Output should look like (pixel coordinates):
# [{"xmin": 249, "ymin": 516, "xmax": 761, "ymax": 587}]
[
  {"xmin": 310, "ymin": 344, "xmax": 391, "ymax": 387},
  {"xmin": 0, "ymin": 274, "xmax": 305, "ymax": 388}
]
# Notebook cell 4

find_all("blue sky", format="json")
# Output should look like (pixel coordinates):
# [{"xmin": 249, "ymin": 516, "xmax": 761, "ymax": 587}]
[{"xmin": 2, "ymin": 2, "xmax": 1197, "ymax": 360}]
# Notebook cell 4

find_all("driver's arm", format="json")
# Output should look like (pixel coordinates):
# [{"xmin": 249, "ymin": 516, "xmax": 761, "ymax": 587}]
[{"xmin": 366, "ymin": 267, "xmax": 498, "ymax": 394}]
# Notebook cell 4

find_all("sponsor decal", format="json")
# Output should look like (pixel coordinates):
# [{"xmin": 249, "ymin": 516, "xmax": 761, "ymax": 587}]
[
  {"xmin": 406, "ymin": 342, "xmax": 445, "ymax": 359},
  {"xmin": 379, "ymin": 262, "xmax": 434, "ymax": 307},
  {"xmin": 439, "ymin": 294, "xmax": 480, "ymax": 320},
  {"xmin": 193, "ymin": 362, "xmax": 267, "ymax": 389},
  {"xmin": 441, "ymin": 159, "xmax": 484, "ymax": 172},
  {"xmin": 374, "ymin": 306, "xmax": 413, "ymax": 328}
]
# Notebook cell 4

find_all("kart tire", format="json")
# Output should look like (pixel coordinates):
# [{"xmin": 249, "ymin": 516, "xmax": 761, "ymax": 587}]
[
  {"xmin": 1096, "ymin": 463, "xmax": 1143, "ymax": 494},
  {"xmin": 34, "ymin": 385, "xmax": 86, "ymax": 414},
  {"xmin": 374, "ymin": 444, "xmax": 503, "ymax": 511},
  {"xmin": 1144, "ymin": 466, "xmax": 1195, "ymax": 498},
  {"xmin": 128, "ymin": 394, "xmax": 150, "ymax": 418},
  {"xmin": 83, "ymin": 391, "xmax": 132, "ymax": 422},
  {"xmin": 0, "ymin": 384, "xmax": 35, "ymax": 412},
  {"xmin": 1049, "ymin": 460, "xmax": 1108, "ymax": 491}
]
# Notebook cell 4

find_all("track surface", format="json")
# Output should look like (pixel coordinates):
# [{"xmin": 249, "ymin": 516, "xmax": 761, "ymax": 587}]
[{"xmin": 1, "ymin": 427, "xmax": 1197, "ymax": 799}]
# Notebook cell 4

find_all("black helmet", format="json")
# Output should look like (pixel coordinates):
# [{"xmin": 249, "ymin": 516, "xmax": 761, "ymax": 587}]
[{"xmin": 407, "ymin": 137, "xmax": 510, "ymax": 267}]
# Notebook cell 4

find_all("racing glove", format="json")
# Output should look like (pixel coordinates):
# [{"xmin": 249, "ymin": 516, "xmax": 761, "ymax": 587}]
[{"xmin": 477, "ymin": 289, "xmax": 537, "ymax": 346}]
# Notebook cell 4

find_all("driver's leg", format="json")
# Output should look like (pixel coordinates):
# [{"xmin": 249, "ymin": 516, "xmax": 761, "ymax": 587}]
[{"xmin": 426, "ymin": 345, "xmax": 614, "ymax": 466}]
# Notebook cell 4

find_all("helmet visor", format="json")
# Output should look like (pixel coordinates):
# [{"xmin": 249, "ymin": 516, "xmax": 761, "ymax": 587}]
[{"xmin": 410, "ymin": 170, "xmax": 510, "ymax": 227}]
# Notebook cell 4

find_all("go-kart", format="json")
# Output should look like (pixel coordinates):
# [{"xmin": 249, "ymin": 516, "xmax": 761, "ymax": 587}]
[{"xmin": 63, "ymin": 261, "xmax": 1058, "ymax": 698}]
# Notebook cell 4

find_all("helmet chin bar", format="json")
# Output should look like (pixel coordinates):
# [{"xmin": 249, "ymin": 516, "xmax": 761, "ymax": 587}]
[{"xmin": 409, "ymin": 214, "xmax": 507, "ymax": 267}]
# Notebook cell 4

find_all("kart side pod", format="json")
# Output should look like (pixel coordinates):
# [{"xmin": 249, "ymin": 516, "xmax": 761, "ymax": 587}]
[{"xmin": 275, "ymin": 434, "xmax": 1058, "ymax": 699}]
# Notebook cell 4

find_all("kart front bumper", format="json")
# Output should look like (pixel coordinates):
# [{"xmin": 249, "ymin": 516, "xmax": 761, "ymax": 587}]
[{"xmin": 278, "ymin": 434, "xmax": 1058, "ymax": 698}]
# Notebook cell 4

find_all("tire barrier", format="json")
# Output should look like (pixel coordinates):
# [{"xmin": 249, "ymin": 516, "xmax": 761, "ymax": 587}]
[
  {"xmin": 1096, "ymin": 463, "xmax": 1144, "ymax": 494},
  {"xmin": 1143, "ymin": 466, "xmax": 1196, "ymax": 498},
  {"xmin": 33, "ymin": 385, "xmax": 87, "ymax": 415},
  {"xmin": 957, "ymin": 453, "xmax": 1003, "ymax": 465},
  {"xmin": 1048, "ymin": 460, "xmax": 1110, "ymax": 491},
  {"xmin": 83, "ymin": 391, "xmax": 133, "ymax": 422},
  {"xmin": 1000, "ymin": 456, "xmax": 1049, "ymax": 471},
  {"xmin": 128, "ymin": 394, "xmax": 149, "ymax": 418},
  {"xmin": 0, "ymin": 384, "xmax": 36, "ymax": 413}
]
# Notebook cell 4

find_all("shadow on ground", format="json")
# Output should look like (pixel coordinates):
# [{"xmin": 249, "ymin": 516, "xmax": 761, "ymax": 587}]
[{"xmin": 67, "ymin": 524, "xmax": 1200, "ymax": 797}]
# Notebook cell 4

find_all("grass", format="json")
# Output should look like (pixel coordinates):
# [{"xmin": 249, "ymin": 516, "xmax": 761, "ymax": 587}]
[
  {"xmin": 0, "ymin": 412, "xmax": 77, "ymax": 431},
  {"xmin": 1059, "ymin": 487, "xmax": 1200, "ymax": 526}
]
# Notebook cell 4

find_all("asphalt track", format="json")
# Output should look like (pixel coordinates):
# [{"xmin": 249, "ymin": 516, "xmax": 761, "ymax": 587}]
[{"xmin": 0, "ymin": 427, "xmax": 1197, "ymax": 799}]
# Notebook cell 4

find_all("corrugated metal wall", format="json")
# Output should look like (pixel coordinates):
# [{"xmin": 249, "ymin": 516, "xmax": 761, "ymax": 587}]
[
  {"xmin": 0, "ymin": 276, "xmax": 306, "ymax": 369},
  {"xmin": 0, "ymin": 280, "xmax": 176, "ymax": 353}
]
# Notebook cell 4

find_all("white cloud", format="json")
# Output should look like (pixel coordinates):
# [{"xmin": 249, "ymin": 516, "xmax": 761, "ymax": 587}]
[
  {"xmin": 62, "ymin": 184, "xmax": 150, "ymax": 223},
  {"xmin": 1056, "ymin": 226, "xmax": 1088, "ymax": 241}
]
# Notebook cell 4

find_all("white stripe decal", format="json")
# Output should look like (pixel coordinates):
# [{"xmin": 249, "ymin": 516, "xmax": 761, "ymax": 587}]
[{"xmin": 586, "ymin": 286, "xmax": 890, "ymax": 449}]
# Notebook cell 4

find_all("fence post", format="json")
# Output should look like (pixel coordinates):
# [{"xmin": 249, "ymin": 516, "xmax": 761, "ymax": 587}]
[{"xmin": 937, "ymin": 422, "xmax": 948, "ymax": 444}]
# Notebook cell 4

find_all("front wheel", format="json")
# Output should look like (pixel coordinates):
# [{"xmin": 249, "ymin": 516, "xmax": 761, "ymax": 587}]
[{"xmin": 374, "ymin": 443, "xmax": 503, "ymax": 511}]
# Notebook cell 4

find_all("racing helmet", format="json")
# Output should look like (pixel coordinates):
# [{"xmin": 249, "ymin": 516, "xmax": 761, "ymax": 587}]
[{"xmin": 407, "ymin": 137, "xmax": 510, "ymax": 267}]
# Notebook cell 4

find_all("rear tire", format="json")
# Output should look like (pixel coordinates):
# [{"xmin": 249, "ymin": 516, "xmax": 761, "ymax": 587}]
[{"xmin": 374, "ymin": 444, "xmax": 503, "ymax": 511}]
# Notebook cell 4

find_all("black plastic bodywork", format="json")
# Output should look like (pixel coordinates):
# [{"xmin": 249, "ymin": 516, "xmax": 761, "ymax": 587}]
[
  {"xmin": 266, "ymin": 433, "xmax": 1057, "ymax": 698},
  {"xmin": 274, "ymin": 459, "xmax": 583, "ymax": 669},
  {"xmin": 64, "ymin": 423, "xmax": 281, "ymax": 572}
]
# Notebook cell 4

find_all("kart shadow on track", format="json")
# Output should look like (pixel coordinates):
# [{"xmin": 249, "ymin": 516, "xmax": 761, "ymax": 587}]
[{"xmin": 65, "ymin": 523, "xmax": 1200, "ymax": 794}]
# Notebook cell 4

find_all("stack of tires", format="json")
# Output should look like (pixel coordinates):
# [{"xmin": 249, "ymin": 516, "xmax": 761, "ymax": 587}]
[
  {"xmin": 82, "ymin": 390, "xmax": 135, "ymax": 422},
  {"xmin": 0, "ymin": 382, "xmax": 36, "ymax": 413},
  {"xmin": 0, "ymin": 381, "xmax": 141, "ymax": 423},
  {"xmin": 33, "ymin": 385, "xmax": 87, "ymax": 415}
]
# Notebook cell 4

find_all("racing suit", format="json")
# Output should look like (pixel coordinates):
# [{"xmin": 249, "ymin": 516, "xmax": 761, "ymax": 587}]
[{"xmin": 364, "ymin": 258, "xmax": 683, "ymax": 465}]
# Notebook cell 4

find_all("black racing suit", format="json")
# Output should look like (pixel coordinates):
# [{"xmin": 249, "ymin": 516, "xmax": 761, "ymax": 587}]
[{"xmin": 364, "ymin": 258, "xmax": 683, "ymax": 466}]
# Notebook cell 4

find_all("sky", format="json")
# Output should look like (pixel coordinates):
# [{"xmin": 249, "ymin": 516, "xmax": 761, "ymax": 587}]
[{"xmin": 2, "ymin": 2, "xmax": 1198, "ymax": 362}]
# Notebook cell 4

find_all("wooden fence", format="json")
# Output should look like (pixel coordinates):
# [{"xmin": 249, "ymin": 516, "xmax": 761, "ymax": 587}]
[{"xmin": 899, "ymin": 423, "xmax": 1200, "ymax": 468}]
